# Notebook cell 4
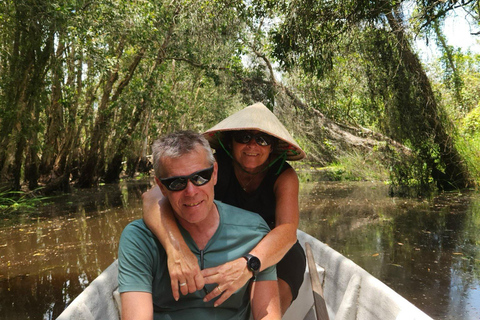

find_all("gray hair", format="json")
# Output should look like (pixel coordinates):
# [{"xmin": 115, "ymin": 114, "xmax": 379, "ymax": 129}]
[{"xmin": 152, "ymin": 130, "xmax": 215, "ymax": 178}]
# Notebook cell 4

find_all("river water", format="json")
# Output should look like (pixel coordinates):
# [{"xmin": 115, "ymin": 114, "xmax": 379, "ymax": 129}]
[{"xmin": 0, "ymin": 178, "xmax": 479, "ymax": 319}]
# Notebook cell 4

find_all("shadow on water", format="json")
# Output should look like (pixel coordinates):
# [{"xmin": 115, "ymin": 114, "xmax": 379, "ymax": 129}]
[
  {"xmin": 0, "ymin": 179, "xmax": 153, "ymax": 320},
  {"xmin": 299, "ymin": 180, "xmax": 480, "ymax": 320},
  {"xmin": 1, "ymin": 177, "xmax": 479, "ymax": 319}
]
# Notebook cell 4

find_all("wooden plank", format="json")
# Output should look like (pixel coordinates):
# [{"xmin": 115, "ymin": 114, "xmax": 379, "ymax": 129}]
[{"xmin": 305, "ymin": 242, "xmax": 330, "ymax": 320}]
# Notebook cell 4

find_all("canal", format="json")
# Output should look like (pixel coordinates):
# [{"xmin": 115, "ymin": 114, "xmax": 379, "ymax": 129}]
[{"xmin": 0, "ymin": 177, "xmax": 479, "ymax": 319}]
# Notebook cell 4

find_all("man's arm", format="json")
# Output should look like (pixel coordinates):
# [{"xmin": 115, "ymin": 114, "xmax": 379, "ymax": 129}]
[
  {"xmin": 142, "ymin": 185, "xmax": 204, "ymax": 299},
  {"xmin": 250, "ymin": 280, "xmax": 281, "ymax": 320},
  {"xmin": 121, "ymin": 292, "xmax": 153, "ymax": 320}
]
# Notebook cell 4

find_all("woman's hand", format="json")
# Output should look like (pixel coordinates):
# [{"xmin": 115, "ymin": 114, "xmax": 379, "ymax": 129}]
[
  {"xmin": 166, "ymin": 239, "xmax": 205, "ymax": 300},
  {"xmin": 201, "ymin": 257, "xmax": 253, "ymax": 306}
]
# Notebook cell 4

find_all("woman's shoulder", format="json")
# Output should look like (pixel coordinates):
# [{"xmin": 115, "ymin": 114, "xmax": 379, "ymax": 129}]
[{"xmin": 264, "ymin": 160, "xmax": 295, "ymax": 183}]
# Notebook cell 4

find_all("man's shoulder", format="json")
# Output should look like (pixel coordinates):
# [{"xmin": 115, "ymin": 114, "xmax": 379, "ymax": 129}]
[
  {"xmin": 120, "ymin": 219, "xmax": 155, "ymax": 241},
  {"xmin": 123, "ymin": 218, "xmax": 148, "ymax": 231},
  {"xmin": 216, "ymin": 200, "xmax": 260, "ymax": 217},
  {"xmin": 215, "ymin": 200, "xmax": 268, "ymax": 229}
]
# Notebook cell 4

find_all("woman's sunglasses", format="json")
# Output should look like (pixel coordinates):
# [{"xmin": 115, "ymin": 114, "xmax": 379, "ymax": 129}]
[
  {"xmin": 232, "ymin": 131, "xmax": 273, "ymax": 147},
  {"xmin": 159, "ymin": 166, "xmax": 214, "ymax": 191}
]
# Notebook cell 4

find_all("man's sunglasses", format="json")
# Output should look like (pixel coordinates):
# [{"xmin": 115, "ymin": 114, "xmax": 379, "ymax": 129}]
[
  {"xmin": 232, "ymin": 131, "xmax": 273, "ymax": 147},
  {"xmin": 159, "ymin": 166, "xmax": 214, "ymax": 191}
]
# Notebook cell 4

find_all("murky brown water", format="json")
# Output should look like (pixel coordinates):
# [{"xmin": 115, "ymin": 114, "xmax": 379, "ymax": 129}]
[
  {"xmin": 0, "ymin": 178, "xmax": 479, "ymax": 319},
  {"xmin": 298, "ymin": 181, "xmax": 480, "ymax": 320}
]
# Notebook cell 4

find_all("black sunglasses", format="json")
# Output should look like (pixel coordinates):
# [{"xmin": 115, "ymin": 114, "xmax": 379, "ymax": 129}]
[
  {"xmin": 159, "ymin": 166, "xmax": 214, "ymax": 191},
  {"xmin": 232, "ymin": 131, "xmax": 273, "ymax": 147}
]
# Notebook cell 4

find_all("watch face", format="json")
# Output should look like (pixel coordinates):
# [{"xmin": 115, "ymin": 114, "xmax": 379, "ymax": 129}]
[{"xmin": 249, "ymin": 256, "xmax": 261, "ymax": 271}]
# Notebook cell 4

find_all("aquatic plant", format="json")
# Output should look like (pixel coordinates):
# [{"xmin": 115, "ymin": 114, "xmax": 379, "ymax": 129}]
[{"xmin": 0, "ymin": 188, "xmax": 49, "ymax": 216}]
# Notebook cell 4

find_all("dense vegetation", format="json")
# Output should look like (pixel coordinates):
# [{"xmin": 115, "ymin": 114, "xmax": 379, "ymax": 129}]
[{"xmin": 0, "ymin": 0, "xmax": 479, "ymax": 198}]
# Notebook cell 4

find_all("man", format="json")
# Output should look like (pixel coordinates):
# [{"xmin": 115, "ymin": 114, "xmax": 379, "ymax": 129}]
[{"xmin": 118, "ymin": 130, "xmax": 281, "ymax": 320}]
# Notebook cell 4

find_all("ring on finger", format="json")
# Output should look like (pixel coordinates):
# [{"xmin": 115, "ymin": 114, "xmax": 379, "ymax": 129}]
[
  {"xmin": 216, "ymin": 286, "xmax": 222, "ymax": 293},
  {"xmin": 179, "ymin": 282, "xmax": 187, "ymax": 287}
]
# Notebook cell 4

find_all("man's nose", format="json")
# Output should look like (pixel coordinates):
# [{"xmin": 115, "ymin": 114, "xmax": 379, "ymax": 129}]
[{"xmin": 183, "ymin": 180, "xmax": 198, "ymax": 195}]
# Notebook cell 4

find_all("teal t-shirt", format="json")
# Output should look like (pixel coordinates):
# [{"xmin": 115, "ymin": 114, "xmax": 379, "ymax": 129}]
[{"xmin": 118, "ymin": 200, "xmax": 276, "ymax": 320}]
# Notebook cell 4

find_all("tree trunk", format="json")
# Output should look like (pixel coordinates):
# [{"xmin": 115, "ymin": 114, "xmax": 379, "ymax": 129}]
[
  {"xmin": 0, "ymin": 2, "xmax": 54, "ymax": 190},
  {"xmin": 12, "ymin": 135, "xmax": 26, "ymax": 191},
  {"xmin": 386, "ymin": 10, "xmax": 470, "ymax": 190},
  {"xmin": 77, "ymin": 40, "xmax": 146, "ymax": 188},
  {"xmin": 0, "ymin": 23, "xmax": 28, "ymax": 185},
  {"xmin": 40, "ymin": 38, "xmax": 66, "ymax": 178}
]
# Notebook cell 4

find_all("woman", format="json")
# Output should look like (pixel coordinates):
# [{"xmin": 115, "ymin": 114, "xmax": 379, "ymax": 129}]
[{"xmin": 142, "ymin": 102, "xmax": 306, "ymax": 314}]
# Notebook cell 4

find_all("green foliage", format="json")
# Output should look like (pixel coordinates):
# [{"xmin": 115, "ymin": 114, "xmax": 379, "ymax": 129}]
[
  {"xmin": 333, "ymin": 150, "xmax": 390, "ymax": 182},
  {"xmin": 426, "ymin": 49, "xmax": 480, "ymax": 187},
  {"xmin": 0, "ymin": 0, "xmax": 252, "ymax": 190},
  {"xmin": 462, "ymin": 106, "xmax": 480, "ymax": 135},
  {"xmin": 0, "ymin": 0, "xmax": 479, "ymax": 192},
  {"xmin": 284, "ymin": 49, "xmax": 383, "ymax": 128},
  {"xmin": 455, "ymin": 133, "xmax": 480, "ymax": 185},
  {"xmin": 0, "ymin": 189, "xmax": 51, "ymax": 216},
  {"xmin": 454, "ymin": 106, "xmax": 480, "ymax": 185}
]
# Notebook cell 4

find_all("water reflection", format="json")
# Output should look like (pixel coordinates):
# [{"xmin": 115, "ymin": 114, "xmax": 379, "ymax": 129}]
[
  {"xmin": 0, "ymin": 179, "xmax": 479, "ymax": 319},
  {"xmin": 0, "ymin": 179, "xmax": 152, "ymax": 319},
  {"xmin": 299, "ymin": 181, "xmax": 480, "ymax": 320}
]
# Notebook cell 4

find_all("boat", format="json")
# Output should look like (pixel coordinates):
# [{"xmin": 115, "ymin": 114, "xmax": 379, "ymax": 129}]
[{"xmin": 57, "ymin": 230, "xmax": 433, "ymax": 319}]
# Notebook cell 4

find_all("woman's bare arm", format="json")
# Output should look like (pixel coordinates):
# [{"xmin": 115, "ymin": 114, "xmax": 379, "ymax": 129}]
[
  {"xmin": 121, "ymin": 292, "xmax": 153, "ymax": 320},
  {"xmin": 201, "ymin": 168, "xmax": 299, "ymax": 304},
  {"xmin": 251, "ymin": 167, "xmax": 299, "ymax": 265},
  {"xmin": 251, "ymin": 280, "xmax": 281, "ymax": 320},
  {"xmin": 142, "ymin": 185, "xmax": 204, "ymax": 299}
]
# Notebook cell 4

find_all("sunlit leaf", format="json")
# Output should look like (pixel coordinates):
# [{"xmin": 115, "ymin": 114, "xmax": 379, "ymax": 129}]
[{"xmin": 389, "ymin": 263, "xmax": 403, "ymax": 268}]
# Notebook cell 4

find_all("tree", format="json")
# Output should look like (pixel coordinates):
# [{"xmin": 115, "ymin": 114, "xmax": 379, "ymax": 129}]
[
  {"xmin": 267, "ymin": 0, "xmax": 472, "ymax": 190},
  {"xmin": 0, "ymin": 0, "xmax": 249, "ymax": 191}
]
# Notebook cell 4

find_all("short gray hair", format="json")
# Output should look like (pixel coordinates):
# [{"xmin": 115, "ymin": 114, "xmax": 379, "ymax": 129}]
[{"xmin": 152, "ymin": 130, "xmax": 215, "ymax": 178}]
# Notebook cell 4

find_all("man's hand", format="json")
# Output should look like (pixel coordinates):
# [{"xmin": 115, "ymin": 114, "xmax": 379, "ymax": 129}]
[
  {"xmin": 201, "ymin": 257, "xmax": 253, "ymax": 306},
  {"xmin": 167, "ymin": 245, "xmax": 205, "ymax": 300}
]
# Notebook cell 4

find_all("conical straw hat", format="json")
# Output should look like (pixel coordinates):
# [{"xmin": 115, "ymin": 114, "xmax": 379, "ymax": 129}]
[{"xmin": 204, "ymin": 102, "xmax": 306, "ymax": 161}]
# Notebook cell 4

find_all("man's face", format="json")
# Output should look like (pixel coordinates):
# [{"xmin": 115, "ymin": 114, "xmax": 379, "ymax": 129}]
[{"xmin": 156, "ymin": 146, "xmax": 218, "ymax": 227}]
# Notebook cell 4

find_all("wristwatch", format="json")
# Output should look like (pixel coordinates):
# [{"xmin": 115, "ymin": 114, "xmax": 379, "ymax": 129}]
[{"xmin": 243, "ymin": 254, "xmax": 261, "ymax": 277}]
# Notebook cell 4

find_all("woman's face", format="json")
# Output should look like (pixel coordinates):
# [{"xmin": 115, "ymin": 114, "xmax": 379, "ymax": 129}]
[{"xmin": 231, "ymin": 130, "xmax": 273, "ymax": 171}]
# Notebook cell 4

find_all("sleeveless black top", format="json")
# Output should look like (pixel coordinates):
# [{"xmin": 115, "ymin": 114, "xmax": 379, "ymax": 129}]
[{"xmin": 214, "ymin": 149, "xmax": 291, "ymax": 230}]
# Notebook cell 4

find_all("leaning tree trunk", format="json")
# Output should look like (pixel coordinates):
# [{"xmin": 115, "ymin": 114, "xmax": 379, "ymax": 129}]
[{"xmin": 386, "ymin": 10, "xmax": 470, "ymax": 190}]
